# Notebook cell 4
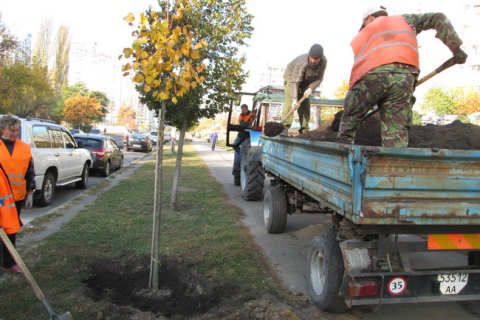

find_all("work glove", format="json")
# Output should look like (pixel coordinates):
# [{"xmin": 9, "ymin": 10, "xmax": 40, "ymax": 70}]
[
  {"xmin": 292, "ymin": 99, "xmax": 298, "ymax": 107},
  {"xmin": 304, "ymin": 88, "xmax": 312, "ymax": 98},
  {"xmin": 24, "ymin": 193, "xmax": 33, "ymax": 209},
  {"xmin": 452, "ymin": 47, "xmax": 468, "ymax": 64}
]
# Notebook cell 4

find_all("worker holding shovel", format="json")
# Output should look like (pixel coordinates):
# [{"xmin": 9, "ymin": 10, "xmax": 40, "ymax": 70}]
[
  {"xmin": 282, "ymin": 44, "xmax": 328, "ymax": 135},
  {"xmin": 336, "ymin": 6, "xmax": 467, "ymax": 148}
]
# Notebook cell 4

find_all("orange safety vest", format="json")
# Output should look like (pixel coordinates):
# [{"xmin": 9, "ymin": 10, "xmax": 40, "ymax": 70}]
[
  {"xmin": 0, "ymin": 139, "xmax": 32, "ymax": 201},
  {"xmin": 0, "ymin": 164, "xmax": 19, "ymax": 235},
  {"xmin": 239, "ymin": 112, "xmax": 254, "ymax": 127},
  {"xmin": 349, "ymin": 15, "xmax": 420, "ymax": 88}
]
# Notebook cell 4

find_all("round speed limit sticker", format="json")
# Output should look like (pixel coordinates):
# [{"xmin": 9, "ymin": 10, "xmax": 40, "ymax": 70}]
[{"xmin": 388, "ymin": 277, "xmax": 407, "ymax": 295}]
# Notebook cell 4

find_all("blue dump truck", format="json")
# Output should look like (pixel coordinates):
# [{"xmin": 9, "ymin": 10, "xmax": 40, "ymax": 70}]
[{"xmin": 227, "ymin": 88, "xmax": 480, "ymax": 312}]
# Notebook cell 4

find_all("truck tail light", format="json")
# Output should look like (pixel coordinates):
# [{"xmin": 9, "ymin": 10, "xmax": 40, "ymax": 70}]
[
  {"xmin": 92, "ymin": 149, "xmax": 106, "ymax": 157},
  {"xmin": 347, "ymin": 281, "xmax": 378, "ymax": 297}
]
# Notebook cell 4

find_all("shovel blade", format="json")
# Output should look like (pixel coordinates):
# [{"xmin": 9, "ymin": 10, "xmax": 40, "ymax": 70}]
[{"xmin": 52, "ymin": 312, "xmax": 74, "ymax": 320}]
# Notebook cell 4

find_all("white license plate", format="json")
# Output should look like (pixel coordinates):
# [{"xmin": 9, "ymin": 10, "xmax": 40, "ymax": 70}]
[
  {"xmin": 133, "ymin": 144, "xmax": 141, "ymax": 147},
  {"xmin": 437, "ymin": 273, "xmax": 468, "ymax": 295}
]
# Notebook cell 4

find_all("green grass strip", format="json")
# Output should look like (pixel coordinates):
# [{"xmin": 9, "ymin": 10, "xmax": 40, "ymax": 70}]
[{"xmin": 0, "ymin": 142, "xmax": 276, "ymax": 319}]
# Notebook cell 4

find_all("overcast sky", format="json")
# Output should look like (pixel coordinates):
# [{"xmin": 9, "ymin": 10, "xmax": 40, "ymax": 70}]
[{"xmin": 1, "ymin": 0, "xmax": 475, "ymax": 98}]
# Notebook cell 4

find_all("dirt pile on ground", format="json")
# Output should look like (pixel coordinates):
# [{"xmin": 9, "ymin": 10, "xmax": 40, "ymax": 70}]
[
  {"xmin": 83, "ymin": 255, "xmax": 325, "ymax": 320},
  {"xmin": 296, "ymin": 111, "xmax": 480, "ymax": 150}
]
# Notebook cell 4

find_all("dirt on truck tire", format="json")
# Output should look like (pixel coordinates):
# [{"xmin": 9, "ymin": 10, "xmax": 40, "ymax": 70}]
[{"xmin": 296, "ymin": 111, "xmax": 480, "ymax": 150}]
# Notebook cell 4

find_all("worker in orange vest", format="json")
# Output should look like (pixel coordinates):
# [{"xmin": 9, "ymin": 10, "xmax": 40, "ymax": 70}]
[{"xmin": 0, "ymin": 115, "xmax": 36, "ymax": 272}]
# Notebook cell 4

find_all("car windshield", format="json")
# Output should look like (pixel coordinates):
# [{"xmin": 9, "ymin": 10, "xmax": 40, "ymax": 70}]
[
  {"xmin": 75, "ymin": 138, "xmax": 103, "ymax": 148},
  {"xmin": 131, "ymin": 134, "xmax": 147, "ymax": 139}
]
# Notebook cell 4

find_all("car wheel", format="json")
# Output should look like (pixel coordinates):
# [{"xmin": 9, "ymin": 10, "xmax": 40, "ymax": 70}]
[
  {"xmin": 38, "ymin": 171, "xmax": 55, "ymax": 207},
  {"xmin": 116, "ymin": 157, "xmax": 124, "ymax": 170},
  {"xmin": 101, "ymin": 160, "xmax": 110, "ymax": 177},
  {"xmin": 76, "ymin": 163, "xmax": 89, "ymax": 189}
]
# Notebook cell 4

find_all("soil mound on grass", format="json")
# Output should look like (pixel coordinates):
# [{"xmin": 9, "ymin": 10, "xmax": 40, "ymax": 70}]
[
  {"xmin": 82, "ymin": 255, "xmax": 326, "ymax": 320},
  {"xmin": 296, "ymin": 111, "xmax": 480, "ymax": 150},
  {"xmin": 83, "ymin": 255, "xmax": 239, "ymax": 318}
]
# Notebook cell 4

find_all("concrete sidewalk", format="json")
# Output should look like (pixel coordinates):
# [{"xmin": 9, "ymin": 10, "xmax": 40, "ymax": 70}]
[{"xmin": 192, "ymin": 138, "xmax": 328, "ymax": 295}]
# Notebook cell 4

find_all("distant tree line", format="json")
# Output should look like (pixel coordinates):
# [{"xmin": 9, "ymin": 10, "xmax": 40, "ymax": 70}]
[{"xmin": 0, "ymin": 13, "xmax": 107, "ymax": 129}]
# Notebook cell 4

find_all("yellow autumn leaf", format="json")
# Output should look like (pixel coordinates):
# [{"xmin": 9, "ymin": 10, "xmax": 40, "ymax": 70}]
[
  {"xmin": 172, "ymin": 97, "xmax": 178, "ymax": 104},
  {"xmin": 144, "ymin": 84, "xmax": 151, "ymax": 92},
  {"xmin": 124, "ymin": 13, "xmax": 135, "ymax": 22},
  {"xmin": 140, "ymin": 12, "xmax": 149, "ymax": 25},
  {"xmin": 123, "ymin": 48, "xmax": 133, "ymax": 58},
  {"xmin": 146, "ymin": 76, "xmax": 153, "ymax": 84},
  {"xmin": 159, "ymin": 92, "xmax": 168, "ymax": 100},
  {"xmin": 121, "ymin": 63, "xmax": 131, "ymax": 71},
  {"xmin": 190, "ymin": 50, "xmax": 200, "ymax": 59}
]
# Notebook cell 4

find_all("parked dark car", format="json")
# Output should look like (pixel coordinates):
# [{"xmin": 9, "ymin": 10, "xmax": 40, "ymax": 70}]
[
  {"xmin": 127, "ymin": 134, "xmax": 152, "ymax": 153},
  {"xmin": 90, "ymin": 129, "xmax": 102, "ymax": 134},
  {"xmin": 73, "ymin": 134, "xmax": 124, "ymax": 177}
]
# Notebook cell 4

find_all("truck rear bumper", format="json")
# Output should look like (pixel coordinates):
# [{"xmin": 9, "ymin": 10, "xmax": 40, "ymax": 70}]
[{"xmin": 346, "ymin": 269, "xmax": 480, "ymax": 307}]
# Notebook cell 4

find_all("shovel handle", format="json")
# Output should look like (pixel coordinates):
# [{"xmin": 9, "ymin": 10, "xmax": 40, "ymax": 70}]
[
  {"xmin": 416, "ymin": 57, "xmax": 458, "ymax": 87},
  {"xmin": 280, "ymin": 96, "xmax": 306, "ymax": 124}
]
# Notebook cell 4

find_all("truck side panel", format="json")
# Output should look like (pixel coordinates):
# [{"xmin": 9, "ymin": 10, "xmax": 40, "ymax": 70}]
[{"xmin": 261, "ymin": 136, "xmax": 480, "ymax": 227}]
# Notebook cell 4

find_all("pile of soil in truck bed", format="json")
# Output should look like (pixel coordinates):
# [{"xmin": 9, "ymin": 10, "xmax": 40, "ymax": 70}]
[{"xmin": 296, "ymin": 111, "xmax": 480, "ymax": 150}]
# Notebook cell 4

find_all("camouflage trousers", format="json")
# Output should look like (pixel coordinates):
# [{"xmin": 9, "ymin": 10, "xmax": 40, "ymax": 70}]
[
  {"xmin": 336, "ymin": 72, "xmax": 417, "ymax": 148},
  {"xmin": 282, "ymin": 76, "xmax": 310, "ymax": 132}
]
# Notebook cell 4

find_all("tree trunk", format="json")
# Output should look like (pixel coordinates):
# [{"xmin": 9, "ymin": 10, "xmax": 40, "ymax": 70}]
[
  {"xmin": 149, "ymin": 101, "xmax": 166, "ymax": 290},
  {"xmin": 170, "ymin": 115, "xmax": 188, "ymax": 211}
]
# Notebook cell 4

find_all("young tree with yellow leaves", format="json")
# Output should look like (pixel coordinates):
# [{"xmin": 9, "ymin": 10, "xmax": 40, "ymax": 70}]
[{"xmin": 121, "ymin": 2, "xmax": 209, "ymax": 290}]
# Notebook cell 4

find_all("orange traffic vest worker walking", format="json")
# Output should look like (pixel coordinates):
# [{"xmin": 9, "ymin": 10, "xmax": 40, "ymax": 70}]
[
  {"xmin": 0, "ymin": 162, "xmax": 21, "ymax": 271},
  {"xmin": 0, "ymin": 115, "xmax": 36, "ymax": 272}
]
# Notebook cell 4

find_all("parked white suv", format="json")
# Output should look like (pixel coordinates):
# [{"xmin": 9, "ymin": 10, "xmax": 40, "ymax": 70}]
[{"xmin": 15, "ymin": 118, "xmax": 92, "ymax": 206}]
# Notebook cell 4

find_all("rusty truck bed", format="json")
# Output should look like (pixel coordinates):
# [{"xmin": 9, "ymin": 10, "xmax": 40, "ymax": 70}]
[{"xmin": 261, "ymin": 136, "xmax": 480, "ymax": 233}]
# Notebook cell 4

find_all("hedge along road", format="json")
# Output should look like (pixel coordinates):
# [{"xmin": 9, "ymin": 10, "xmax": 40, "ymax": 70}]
[{"xmin": 192, "ymin": 138, "xmax": 480, "ymax": 320}]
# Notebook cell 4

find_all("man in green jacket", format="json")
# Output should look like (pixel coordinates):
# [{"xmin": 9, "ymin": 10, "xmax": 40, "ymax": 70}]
[
  {"xmin": 282, "ymin": 44, "xmax": 327, "ymax": 135},
  {"xmin": 336, "ymin": 6, "xmax": 467, "ymax": 148}
]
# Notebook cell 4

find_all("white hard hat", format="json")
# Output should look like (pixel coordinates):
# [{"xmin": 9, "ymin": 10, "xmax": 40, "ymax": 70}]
[{"xmin": 362, "ymin": 6, "xmax": 388, "ymax": 21}]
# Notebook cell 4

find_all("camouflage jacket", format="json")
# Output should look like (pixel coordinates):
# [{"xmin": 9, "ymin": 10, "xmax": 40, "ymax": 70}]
[{"xmin": 367, "ymin": 13, "xmax": 463, "ymax": 75}]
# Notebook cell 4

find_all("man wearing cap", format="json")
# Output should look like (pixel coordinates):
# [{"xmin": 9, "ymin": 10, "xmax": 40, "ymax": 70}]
[
  {"xmin": 282, "ymin": 44, "xmax": 327, "ymax": 135},
  {"xmin": 336, "ymin": 6, "xmax": 467, "ymax": 148}
]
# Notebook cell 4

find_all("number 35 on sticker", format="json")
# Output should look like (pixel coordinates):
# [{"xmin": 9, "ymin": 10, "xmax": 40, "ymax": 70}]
[{"xmin": 388, "ymin": 277, "xmax": 407, "ymax": 295}]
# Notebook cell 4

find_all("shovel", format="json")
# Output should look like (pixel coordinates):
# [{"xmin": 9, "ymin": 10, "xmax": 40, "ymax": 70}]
[
  {"xmin": 264, "ymin": 96, "xmax": 306, "ymax": 137},
  {"xmin": 360, "ymin": 57, "xmax": 459, "ymax": 123},
  {"xmin": 0, "ymin": 228, "xmax": 74, "ymax": 320}
]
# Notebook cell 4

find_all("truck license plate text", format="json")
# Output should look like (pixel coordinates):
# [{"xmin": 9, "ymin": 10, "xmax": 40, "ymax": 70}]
[{"xmin": 437, "ymin": 273, "xmax": 468, "ymax": 295}]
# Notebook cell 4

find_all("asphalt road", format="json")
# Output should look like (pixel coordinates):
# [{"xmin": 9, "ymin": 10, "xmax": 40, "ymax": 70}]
[
  {"xmin": 192, "ymin": 139, "xmax": 480, "ymax": 320},
  {"xmin": 21, "ymin": 134, "xmax": 150, "ymax": 226}
]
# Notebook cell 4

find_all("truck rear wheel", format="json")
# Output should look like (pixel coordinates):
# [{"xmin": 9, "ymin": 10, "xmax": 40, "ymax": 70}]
[
  {"xmin": 263, "ymin": 187, "xmax": 288, "ymax": 233},
  {"xmin": 307, "ymin": 231, "xmax": 348, "ymax": 313}
]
